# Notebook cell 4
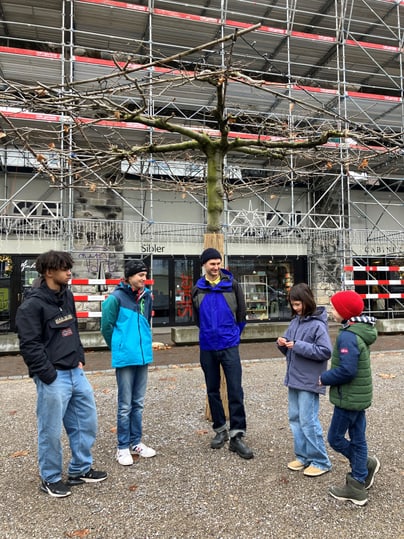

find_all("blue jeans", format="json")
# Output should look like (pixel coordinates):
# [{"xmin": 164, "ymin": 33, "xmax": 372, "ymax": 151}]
[
  {"xmin": 34, "ymin": 368, "xmax": 97, "ymax": 483},
  {"xmin": 115, "ymin": 365, "xmax": 149, "ymax": 449},
  {"xmin": 200, "ymin": 346, "xmax": 246, "ymax": 437},
  {"xmin": 327, "ymin": 406, "xmax": 368, "ymax": 483},
  {"xmin": 288, "ymin": 388, "xmax": 331, "ymax": 471}
]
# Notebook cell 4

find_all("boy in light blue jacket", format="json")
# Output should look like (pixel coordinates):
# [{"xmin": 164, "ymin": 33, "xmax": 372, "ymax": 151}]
[{"xmin": 101, "ymin": 259, "xmax": 156, "ymax": 466}]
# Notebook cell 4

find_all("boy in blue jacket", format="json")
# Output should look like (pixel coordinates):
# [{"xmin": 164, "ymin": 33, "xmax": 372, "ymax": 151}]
[
  {"xmin": 101, "ymin": 259, "xmax": 156, "ymax": 466},
  {"xmin": 320, "ymin": 290, "xmax": 380, "ymax": 506}
]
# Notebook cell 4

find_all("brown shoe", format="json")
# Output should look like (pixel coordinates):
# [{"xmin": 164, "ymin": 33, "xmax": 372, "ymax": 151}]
[
  {"xmin": 303, "ymin": 465, "xmax": 329, "ymax": 477},
  {"xmin": 287, "ymin": 459, "xmax": 305, "ymax": 471}
]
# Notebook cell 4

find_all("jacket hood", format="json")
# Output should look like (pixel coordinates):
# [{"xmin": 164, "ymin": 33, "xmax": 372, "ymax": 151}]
[
  {"xmin": 24, "ymin": 278, "xmax": 68, "ymax": 305},
  {"xmin": 297, "ymin": 305, "xmax": 329, "ymax": 325},
  {"xmin": 196, "ymin": 268, "xmax": 233, "ymax": 290},
  {"xmin": 116, "ymin": 280, "xmax": 151, "ymax": 299},
  {"xmin": 343, "ymin": 316, "xmax": 378, "ymax": 346}
]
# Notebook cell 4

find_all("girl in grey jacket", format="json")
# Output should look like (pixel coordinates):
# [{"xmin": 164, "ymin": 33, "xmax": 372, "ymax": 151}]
[{"xmin": 277, "ymin": 283, "xmax": 332, "ymax": 477}]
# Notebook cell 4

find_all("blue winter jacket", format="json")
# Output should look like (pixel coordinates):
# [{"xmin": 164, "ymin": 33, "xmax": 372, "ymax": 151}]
[
  {"xmin": 192, "ymin": 268, "xmax": 246, "ymax": 351},
  {"xmin": 320, "ymin": 316, "xmax": 377, "ymax": 410},
  {"xmin": 101, "ymin": 282, "xmax": 153, "ymax": 368},
  {"xmin": 277, "ymin": 306, "xmax": 332, "ymax": 395}
]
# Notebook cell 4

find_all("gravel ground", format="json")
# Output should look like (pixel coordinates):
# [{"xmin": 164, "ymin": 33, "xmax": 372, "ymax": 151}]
[{"xmin": 0, "ymin": 351, "xmax": 403, "ymax": 539}]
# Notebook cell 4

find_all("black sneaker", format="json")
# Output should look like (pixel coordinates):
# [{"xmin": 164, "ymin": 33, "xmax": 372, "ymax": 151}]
[
  {"xmin": 40, "ymin": 479, "xmax": 72, "ymax": 498},
  {"xmin": 67, "ymin": 468, "xmax": 108, "ymax": 486}
]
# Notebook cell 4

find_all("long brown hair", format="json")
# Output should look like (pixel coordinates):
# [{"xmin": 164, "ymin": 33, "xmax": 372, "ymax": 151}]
[{"xmin": 288, "ymin": 283, "xmax": 317, "ymax": 316}]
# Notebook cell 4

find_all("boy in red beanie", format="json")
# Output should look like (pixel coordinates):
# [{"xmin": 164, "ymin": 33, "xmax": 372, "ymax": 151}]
[{"xmin": 320, "ymin": 290, "xmax": 380, "ymax": 506}]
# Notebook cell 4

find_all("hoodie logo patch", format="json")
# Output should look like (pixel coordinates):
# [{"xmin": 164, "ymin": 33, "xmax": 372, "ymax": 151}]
[
  {"xmin": 61, "ymin": 328, "xmax": 73, "ymax": 337},
  {"xmin": 55, "ymin": 314, "xmax": 73, "ymax": 325}
]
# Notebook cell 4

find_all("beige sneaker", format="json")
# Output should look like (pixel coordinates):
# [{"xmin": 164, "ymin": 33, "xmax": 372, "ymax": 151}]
[
  {"xmin": 116, "ymin": 448, "xmax": 133, "ymax": 466},
  {"xmin": 287, "ymin": 459, "xmax": 305, "ymax": 471},
  {"xmin": 303, "ymin": 465, "xmax": 329, "ymax": 477}
]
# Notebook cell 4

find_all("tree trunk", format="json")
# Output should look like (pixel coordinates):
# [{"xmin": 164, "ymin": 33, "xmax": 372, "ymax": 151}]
[
  {"xmin": 203, "ymin": 233, "xmax": 229, "ymax": 421},
  {"xmin": 205, "ymin": 147, "xmax": 224, "ymax": 234}
]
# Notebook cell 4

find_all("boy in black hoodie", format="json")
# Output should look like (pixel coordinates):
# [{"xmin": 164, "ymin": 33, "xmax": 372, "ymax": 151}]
[{"xmin": 16, "ymin": 250, "xmax": 107, "ymax": 497}]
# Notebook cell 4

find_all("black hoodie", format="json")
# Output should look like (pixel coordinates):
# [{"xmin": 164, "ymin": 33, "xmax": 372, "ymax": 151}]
[{"xmin": 15, "ymin": 278, "xmax": 85, "ymax": 384}]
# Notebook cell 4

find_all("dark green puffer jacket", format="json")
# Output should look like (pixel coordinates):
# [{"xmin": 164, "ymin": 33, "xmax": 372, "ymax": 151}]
[{"xmin": 321, "ymin": 318, "xmax": 377, "ymax": 411}]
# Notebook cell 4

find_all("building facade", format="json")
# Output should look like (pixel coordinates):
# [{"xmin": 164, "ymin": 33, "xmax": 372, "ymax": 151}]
[{"xmin": 0, "ymin": 0, "xmax": 403, "ymax": 332}]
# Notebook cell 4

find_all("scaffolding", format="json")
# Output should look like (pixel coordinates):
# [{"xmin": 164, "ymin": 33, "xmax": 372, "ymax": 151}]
[{"xmin": 0, "ymin": 0, "xmax": 402, "ymax": 307}]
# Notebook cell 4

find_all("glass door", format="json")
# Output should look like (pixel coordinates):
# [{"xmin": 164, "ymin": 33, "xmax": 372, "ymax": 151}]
[
  {"xmin": 151, "ymin": 258, "xmax": 170, "ymax": 326},
  {"xmin": 151, "ymin": 257, "xmax": 199, "ymax": 326},
  {"xmin": 8, "ymin": 255, "xmax": 38, "ymax": 332},
  {"xmin": 174, "ymin": 259, "xmax": 195, "ymax": 324}
]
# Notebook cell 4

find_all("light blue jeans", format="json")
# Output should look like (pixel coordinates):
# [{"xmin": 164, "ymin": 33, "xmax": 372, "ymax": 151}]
[
  {"xmin": 115, "ymin": 365, "xmax": 148, "ymax": 449},
  {"xmin": 288, "ymin": 388, "xmax": 331, "ymax": 471},
  {"xmin": 34, "ymin": 368, "xmax": 98, "ymax": 483}
]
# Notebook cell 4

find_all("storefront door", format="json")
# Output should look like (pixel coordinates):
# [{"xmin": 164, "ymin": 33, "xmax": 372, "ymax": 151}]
[
  {"xmin": 7, "ymin": 255, "xmax": 37, "ymax": 332},
  {"xmin": 151, "ymin": 257, "xmax": 199, "ymax": 327}
]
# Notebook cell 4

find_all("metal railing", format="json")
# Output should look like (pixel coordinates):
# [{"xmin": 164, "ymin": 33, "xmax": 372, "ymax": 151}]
[{"xmin": 1, "ymin": 214, "xmax": 403, "ymax": 253}]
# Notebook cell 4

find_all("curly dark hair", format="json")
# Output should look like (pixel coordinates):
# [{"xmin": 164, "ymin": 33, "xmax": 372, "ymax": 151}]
[
  {"xmin": 35, "ymin": 250, "xmax": 74, "ymax": 275},
  {"xmin": 288, "ymin": 282, "xmax": 317, "ymax": 316}
]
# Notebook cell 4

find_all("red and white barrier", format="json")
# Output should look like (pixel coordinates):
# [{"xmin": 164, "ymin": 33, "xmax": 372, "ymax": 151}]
[
  {"xmin": 344, "ymin": 266, "xmax": 404, "ymax": 272},
  {"xmin": 343, "ymin": 266, "xmax": 403, "ymax": 300},
  {"xmin": 344, "ymin": 280, "xmax": 404, "ymax": 286},
  {"xmin": 71, "ymin": 278, "xmax": 154, "ymax": 318}
]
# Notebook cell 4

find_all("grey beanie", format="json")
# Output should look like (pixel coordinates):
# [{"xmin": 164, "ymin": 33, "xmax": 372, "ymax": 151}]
[{"xmin": 124, "ymin": 259, "xmax": 148, "ymax": 278}]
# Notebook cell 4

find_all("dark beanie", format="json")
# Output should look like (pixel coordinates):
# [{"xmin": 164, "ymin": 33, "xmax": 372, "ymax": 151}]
[
  {"xmin": 124, "ymin": 259, "xmax": 148, "ymax": 279},
  {"xmin": 201, "ymin": 248, "xmax": 222, "ymax": 265},
  {"xmin": 331, "ymin": 290, "xmax": 364, "ymax": 320}
]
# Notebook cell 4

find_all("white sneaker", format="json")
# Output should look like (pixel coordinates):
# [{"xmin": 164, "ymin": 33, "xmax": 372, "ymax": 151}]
[
  {"xmin": 116, "ymin": 448, "xmax": 133, "ymax": 466},
  {"xmin": 131, "ymin": 442, "xmax": 156, "ymax": 458}
]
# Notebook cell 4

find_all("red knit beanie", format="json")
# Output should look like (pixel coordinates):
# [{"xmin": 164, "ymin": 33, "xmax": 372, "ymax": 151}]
[{"xmin": 331, "ymin": 290, "xmax": 364, "ymax": 320}]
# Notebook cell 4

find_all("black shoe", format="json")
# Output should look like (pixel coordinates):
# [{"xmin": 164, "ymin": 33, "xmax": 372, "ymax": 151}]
[
  {"xmin": 40, "ymin": 479, "xmax": 72, "ymax": 498},
  {"xmin": 211, "ymin": 430, "xmax": 229, "ymax": 449},
  {"xmin": 67, "ymin": 468, "xmax": 108, "ymax": 486},
  {"xmin": 229, "ymin": 435, "xmax": 254, "ymax": 459}
]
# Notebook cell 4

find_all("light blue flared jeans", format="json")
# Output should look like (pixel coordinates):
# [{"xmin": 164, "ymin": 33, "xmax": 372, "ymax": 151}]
[{"xmin": 34, "ymin": 367, "xmax": 97, "ymax": 483}]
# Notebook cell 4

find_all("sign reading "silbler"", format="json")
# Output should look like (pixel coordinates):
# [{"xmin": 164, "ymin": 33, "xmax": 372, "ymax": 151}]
[{"xmin": 141, "ymin": 244, "xmax": 166, "ymax": 253}]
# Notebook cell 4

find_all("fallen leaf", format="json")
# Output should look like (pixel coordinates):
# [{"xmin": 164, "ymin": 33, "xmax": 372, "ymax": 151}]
[
  {"xmin": 129, "ymin": 484, "xmax": 138, "ymax": 491},
  {"xmin": 110, "ymin": 426, "xmax": 117, "ymax": 433},
  {"xmin": 196, "ymin": 429, "xmax": 209, "ymax": 435},
  {"xmin": 11, "ymin": 450, "xmax": 29, "ymax": 458},
  {"xmin": 377, "ymin": 373, "xmax": 396, "ymax": 379},
  {"xmin": 152, "ymin": 342, "xmax": 172, "ymax": 350},
  {"xmin": 8, "ymin": 410, "xmax": 17, "ymax": 415},
  {"xmin": 65, "ymin": 529, "xmax": 91, "ymax": 538}
]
